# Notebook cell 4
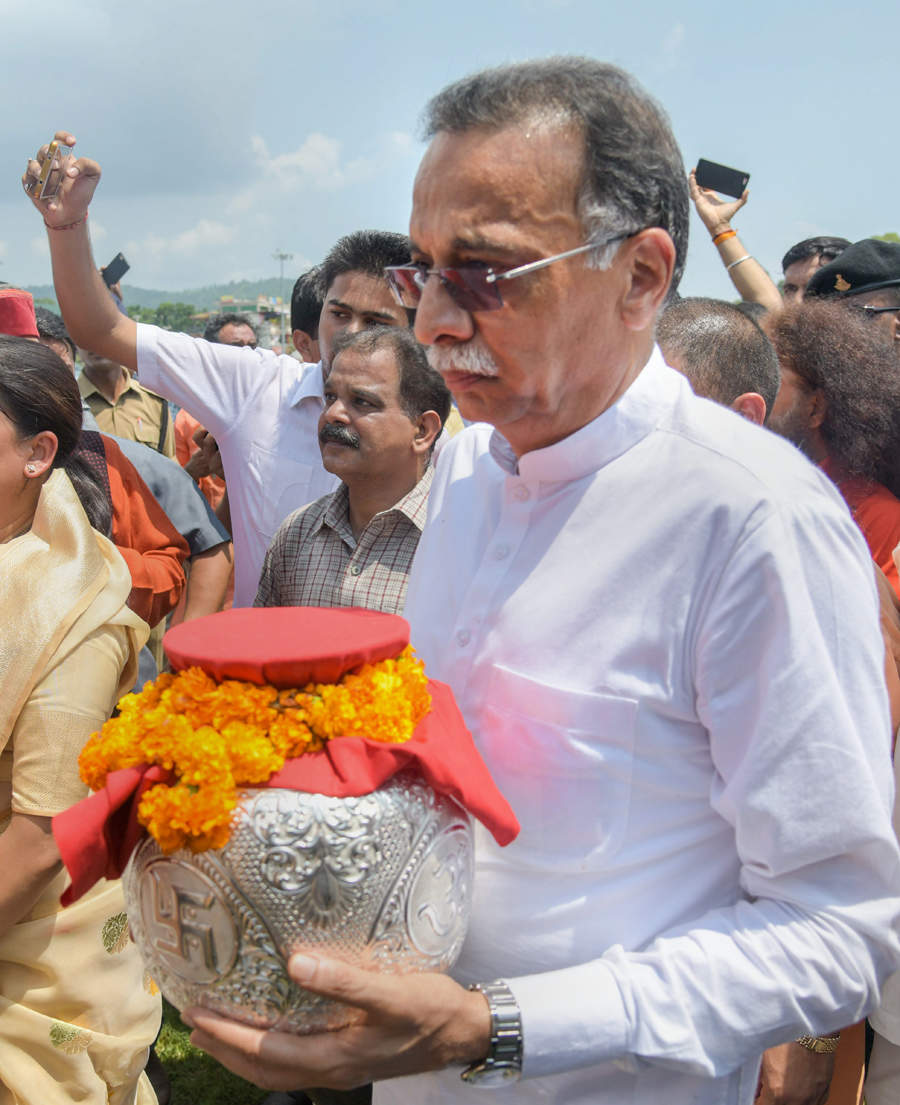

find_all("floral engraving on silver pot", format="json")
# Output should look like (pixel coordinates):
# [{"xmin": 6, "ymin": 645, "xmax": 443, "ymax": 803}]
[{"xmin": 251, "ymin": 790, "xmax": 384, "ymax": 923}]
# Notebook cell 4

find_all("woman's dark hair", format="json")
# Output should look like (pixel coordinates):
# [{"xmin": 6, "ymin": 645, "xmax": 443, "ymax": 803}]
[{"xmin": 0, "ymin": 336, "xmax": 112, "ymax": 534}]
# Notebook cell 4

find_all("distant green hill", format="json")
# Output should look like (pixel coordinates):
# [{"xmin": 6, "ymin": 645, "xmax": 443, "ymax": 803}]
[{"xmin": 26, "ymin": 277, "xmax": 289, "ymax": 314}]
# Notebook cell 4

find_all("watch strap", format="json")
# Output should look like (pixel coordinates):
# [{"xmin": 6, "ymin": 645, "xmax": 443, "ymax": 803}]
[{"xmin": 461, "ymin": 979, "xmax": 523, "ymax": 1086}]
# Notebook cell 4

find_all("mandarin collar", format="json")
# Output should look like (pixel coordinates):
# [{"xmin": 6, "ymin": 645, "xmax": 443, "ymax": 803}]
[{"xmin": 488, "ymin": 346, "xmax": 681, "ymax": 483}]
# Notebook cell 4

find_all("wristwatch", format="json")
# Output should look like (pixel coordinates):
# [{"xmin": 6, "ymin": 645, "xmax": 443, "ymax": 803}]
[{"xmin": 460, "ymin": 980, "xmax": 523, "ymax": 1088}]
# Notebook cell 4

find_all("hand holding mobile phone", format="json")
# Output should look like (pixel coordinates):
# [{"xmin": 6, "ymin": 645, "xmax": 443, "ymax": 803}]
[
  {"xmin": 694, "ymin": 159, "xmax": 750, "ymax": 200},
  {"xmin": 102, "ymin": 253, "xmax": 130, "ymax": 288}
]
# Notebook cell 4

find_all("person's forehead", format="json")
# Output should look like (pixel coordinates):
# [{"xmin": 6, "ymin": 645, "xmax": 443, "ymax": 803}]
[
  {"xmin": 219, "ymin": 321, "xmax": 255, "ymax": 338},
  {"xmin": 324, "ymin": 271, "xmax": 402, "ymax": 316},
  {"xmin": 783, "ymin": 256, "xmax": 821, "ymax": 287},
  {"xmin": 410, "ymin": 123, "xmax": 583, "ymax": 254},
  {"xmin": 327, "ymin": 346, "xmax": 401, "ymax": 392}
]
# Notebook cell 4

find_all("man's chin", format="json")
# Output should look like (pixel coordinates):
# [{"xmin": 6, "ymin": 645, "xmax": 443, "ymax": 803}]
[{"xmin": 319, "ymin": 442, "xmax": 359, "ymax": 471}]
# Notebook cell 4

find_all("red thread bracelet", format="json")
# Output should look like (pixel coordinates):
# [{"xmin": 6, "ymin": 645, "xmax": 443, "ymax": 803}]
[{"xmin": 44, "ymin": 213, "xmax": 87, "ymax": 231}]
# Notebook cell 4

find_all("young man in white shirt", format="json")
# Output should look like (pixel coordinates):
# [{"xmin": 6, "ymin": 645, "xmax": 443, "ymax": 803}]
[{"xmin": 26, "ymin": 60, "xmax": 900, "ymax": 1105}]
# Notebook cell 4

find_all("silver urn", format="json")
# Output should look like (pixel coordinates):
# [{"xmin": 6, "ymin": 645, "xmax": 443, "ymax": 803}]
[{"xmin": 123, "ymin": 772, "xmax": 473, "ymax": 1033}]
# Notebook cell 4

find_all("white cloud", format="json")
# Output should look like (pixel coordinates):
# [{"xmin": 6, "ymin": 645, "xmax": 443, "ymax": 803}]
[
  {"xmin": 225, "ymin": 129, "xmax": 406, "ymax": 219},
  {"xmin": 252, "ymin": 132, "xmax": 347, "ymax": 190},
  {"xmin": 127, "ymin": 218, "xmax": 236, "ymax": 262},
  {"xmin": 661, "ymin": 23, "xmax": 685, "ymax": 67}
]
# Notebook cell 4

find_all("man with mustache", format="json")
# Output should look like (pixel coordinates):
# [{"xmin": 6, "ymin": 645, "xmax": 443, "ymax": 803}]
[
  {"xmin": 254, "ymin": 326, "xmax": 449, "ymax": 614},
  {"xmin": 176, "ymin": 58, "xmax": 900, "ymax": 1105}
]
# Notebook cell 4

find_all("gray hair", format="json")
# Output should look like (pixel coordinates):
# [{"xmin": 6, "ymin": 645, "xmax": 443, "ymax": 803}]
[{"xmin": 421, "ymin": 57, "xmax": 689, "ymax": 289}]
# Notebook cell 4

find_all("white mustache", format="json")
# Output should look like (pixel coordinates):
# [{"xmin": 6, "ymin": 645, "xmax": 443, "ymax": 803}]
[{"xmin": 426, "ymin": 340, "xmax": 500, "ymax": 378}]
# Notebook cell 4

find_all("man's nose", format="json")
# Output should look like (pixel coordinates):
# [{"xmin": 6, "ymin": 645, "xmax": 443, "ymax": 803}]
[
  {"xmin": 413, "ymin": 276, "xmax": 476, "ymax": 348},
  {"xmin": 324, "ymin": 397, "xmax": 350, "ymax": 422}
]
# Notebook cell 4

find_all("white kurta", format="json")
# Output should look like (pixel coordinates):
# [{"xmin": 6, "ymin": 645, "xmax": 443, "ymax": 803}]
[{"xmin": 384, "ymin": 347, "xmax": 900, "ymax": 1105}]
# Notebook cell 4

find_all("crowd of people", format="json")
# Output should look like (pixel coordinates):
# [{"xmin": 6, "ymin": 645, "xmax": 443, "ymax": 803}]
[{"xmin": 2, "ymin": 53, "xmax": 900, "ymax": 1105}]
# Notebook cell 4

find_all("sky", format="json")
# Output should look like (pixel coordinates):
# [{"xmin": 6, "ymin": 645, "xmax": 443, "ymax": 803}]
[{"xmin": 2, "ymin": 0, "xmax": 899, "ymax": 301}]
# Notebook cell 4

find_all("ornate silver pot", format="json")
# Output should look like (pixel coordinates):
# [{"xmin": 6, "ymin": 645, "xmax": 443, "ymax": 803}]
[{"xmin": 123, "ymin": 772, "xmax": 473, "ymax": 1033}]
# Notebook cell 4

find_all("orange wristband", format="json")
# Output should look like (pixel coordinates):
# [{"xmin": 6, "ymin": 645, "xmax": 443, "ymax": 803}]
[{"xmin": 712, "ymin": 229, "xmax": 736, "ymax": 246}]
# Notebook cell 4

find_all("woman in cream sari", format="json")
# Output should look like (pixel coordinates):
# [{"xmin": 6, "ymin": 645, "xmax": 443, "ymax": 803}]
[{"xmin": 0, "ymin": 337, "xmax": 161, "ymax": 1105}]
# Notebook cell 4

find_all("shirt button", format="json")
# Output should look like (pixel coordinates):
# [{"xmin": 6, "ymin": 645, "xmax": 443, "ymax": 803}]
[
  {"xmin": 513, "ymin": 485, "xmax": 530, "ymax": 501},
  {"xmin": 348, "ymin": 564, "xmax": 361, "ymax": 576},
  {"xmin": 456, "ymin": 628, "xmax": 471, "ymax": 647},
  {"xmin": 493, "ymin": 544, "xmax": 510, "ymax": 560}
]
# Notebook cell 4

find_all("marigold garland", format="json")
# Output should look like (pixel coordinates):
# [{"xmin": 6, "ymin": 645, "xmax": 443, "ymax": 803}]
[{"xmin": 78, "ymin": 647, "xmax": 430, "ymax": 855}]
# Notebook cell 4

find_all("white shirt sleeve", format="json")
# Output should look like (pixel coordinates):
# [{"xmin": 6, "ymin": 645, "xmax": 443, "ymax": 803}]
[
  {"xmin": 507, "ymin": 497, "xmax": 900, "ymax": 1080},
  {"xmin": 135, "ymin": 323, "xmax": 281, "ymax": 439}
]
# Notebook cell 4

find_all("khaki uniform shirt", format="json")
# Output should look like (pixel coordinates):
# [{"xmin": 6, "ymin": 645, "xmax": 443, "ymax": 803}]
[{"xmin": 78, "ymin": 367, "xmax": 175, "ymax": 458}]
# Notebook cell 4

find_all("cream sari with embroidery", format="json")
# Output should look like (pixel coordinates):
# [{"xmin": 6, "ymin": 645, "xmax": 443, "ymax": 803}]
[{"xmin": 0, "ymin": 470, "xmax": 161, "ymax": 1105}]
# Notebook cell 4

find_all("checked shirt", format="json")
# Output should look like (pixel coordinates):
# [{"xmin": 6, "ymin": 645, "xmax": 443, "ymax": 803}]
[{"xmin": 254, "ymin": 466, "xmax": 433, "ymax": 614}]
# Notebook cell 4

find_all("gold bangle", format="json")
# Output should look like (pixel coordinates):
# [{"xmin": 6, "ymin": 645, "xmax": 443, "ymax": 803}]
[{"xmin": 796, "ymin": 1034, "xmax": 840, "ymax": 1054}]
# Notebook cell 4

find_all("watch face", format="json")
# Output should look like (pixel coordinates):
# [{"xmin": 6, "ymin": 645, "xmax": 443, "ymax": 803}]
[{"xmin": 462, "ymin": 1064, "xmax": 522, "ymax": 1088}]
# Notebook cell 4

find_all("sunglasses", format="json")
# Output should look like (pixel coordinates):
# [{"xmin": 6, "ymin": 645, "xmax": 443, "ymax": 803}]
[
  {"xmin": 852, "ymin": 304, "xmax": 900, "ymax": 319},
  {"xmin": 385, "ymin": 234, "xmax": 631, "ymax": 313}
]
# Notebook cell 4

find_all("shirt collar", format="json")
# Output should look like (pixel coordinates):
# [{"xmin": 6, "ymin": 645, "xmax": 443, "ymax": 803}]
[
  {"xmin": 320, "ymin": 483, "xmax": 355, "ymax": 546},
  {"xmin": 489, "ymin": 345, "xmax": 683, "ymax": 483},
  {"xmin": 77, "ymin": 365, "xmax": 140, "ymax": 403},
  {"xmin": 318, "ymin": 464, "xmax": 435, "ymax": 544},
  {"xmin": 289, "ymin": 359, "xmax": 327, "ymax": 409},
  {"xmin": 390, "ymin": 463, "xmax": 434, "ymax": 530}
]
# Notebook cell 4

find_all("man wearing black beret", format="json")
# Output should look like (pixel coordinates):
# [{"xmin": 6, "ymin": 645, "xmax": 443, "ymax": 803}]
[{"xmin": 806, "ymin": 239, "xmax": 900, "ymax": 345}]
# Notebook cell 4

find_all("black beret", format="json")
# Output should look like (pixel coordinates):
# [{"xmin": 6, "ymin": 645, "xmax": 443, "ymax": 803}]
[{"xmin": 806, "ymin": 239, "xmax": 900, "ymax": 299}]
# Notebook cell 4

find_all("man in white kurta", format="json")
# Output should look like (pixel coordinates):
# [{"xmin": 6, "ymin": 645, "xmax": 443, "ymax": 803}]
[
  {"xmin": 390, "ymin": 345, "xmax": 898, "ymax": 1103},
  {"xmin": 139, "ymin": 59, "xmax": 900, "ymax": 1104}
]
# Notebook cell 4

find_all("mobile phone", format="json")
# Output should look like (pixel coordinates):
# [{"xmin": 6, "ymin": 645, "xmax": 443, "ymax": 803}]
[
  {"xmin": 102, "ymin": 253, "xmax": 130, "ymax": 288},
  {"xmin": 694, "ymin": 159, "xmax": 750, "ymax": 199},
  {"xmin": 35, "ymin": 140, "xmax": 74, "ymax": 201}
]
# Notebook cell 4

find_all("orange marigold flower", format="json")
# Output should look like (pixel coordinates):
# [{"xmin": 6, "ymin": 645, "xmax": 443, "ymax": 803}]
[{"xmin": 82, "ymin": 650, "xmax": 430, "ymax": 853}]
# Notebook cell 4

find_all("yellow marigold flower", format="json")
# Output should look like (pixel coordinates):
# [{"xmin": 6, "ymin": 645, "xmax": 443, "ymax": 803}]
[{"xmin": 83, "ymin": 650, "xmax": 430, "ymax": 853}]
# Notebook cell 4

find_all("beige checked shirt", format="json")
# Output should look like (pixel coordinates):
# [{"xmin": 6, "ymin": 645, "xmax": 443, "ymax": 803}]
[{"xmin": 254, "ymin": 466, "xmax": 433, "ymax": 614}]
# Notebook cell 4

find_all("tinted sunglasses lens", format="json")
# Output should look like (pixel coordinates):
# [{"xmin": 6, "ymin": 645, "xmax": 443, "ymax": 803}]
[
  {"xmin": 441, "ymin": 268, "xmax": 503, "ymax": 312},
  {"xmin": 386, "ymin": 267, "xmax": 421, "ymax": 308}
]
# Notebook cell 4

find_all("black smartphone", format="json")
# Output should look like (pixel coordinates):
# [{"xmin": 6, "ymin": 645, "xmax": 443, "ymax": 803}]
[
  {"xmin": 694, "ymin": 159, "xmax": 750, "ymax": 199},
  {"xmin": 102, "ymin": 252, "xmax": 130, "ymax": 287}
]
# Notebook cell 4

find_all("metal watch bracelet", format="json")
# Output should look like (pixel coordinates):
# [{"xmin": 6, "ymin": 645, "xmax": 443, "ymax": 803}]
[
  {"xmin": 460, "ymin": 980, "xmax": 523, "ymax": 1087},
  {"xmin": 796, "ymin": 1033, "xmax": 841, "ymax": 1054}
]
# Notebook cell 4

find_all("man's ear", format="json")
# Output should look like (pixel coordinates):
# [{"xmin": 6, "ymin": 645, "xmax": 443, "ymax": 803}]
[
  {"xmin": 620, "ymin": 228, "xmax": 677, "ymax": 333},
  {"xmin": 808, "ymin": 388, "xmax": 827, "ymax": 429},
  {"xmin": 730, "ymin": 392, "xmax": 767, "ymax": 426},
  {"xmin": 292, "ymin": 329, "xmax": 321, "ymax": 363},
  {"xmin": 413, "ymin": 410, "xmax": 443, "ymax": 455}
]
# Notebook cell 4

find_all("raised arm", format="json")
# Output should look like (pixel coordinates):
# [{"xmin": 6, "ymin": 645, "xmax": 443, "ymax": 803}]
[
  {"xmin": 23, "ymin": 131, "xmax": 137, "ymax": 370},
  {"xmin": 688, "ymin": 171, "xmax": 783, "ymax": 314}
]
